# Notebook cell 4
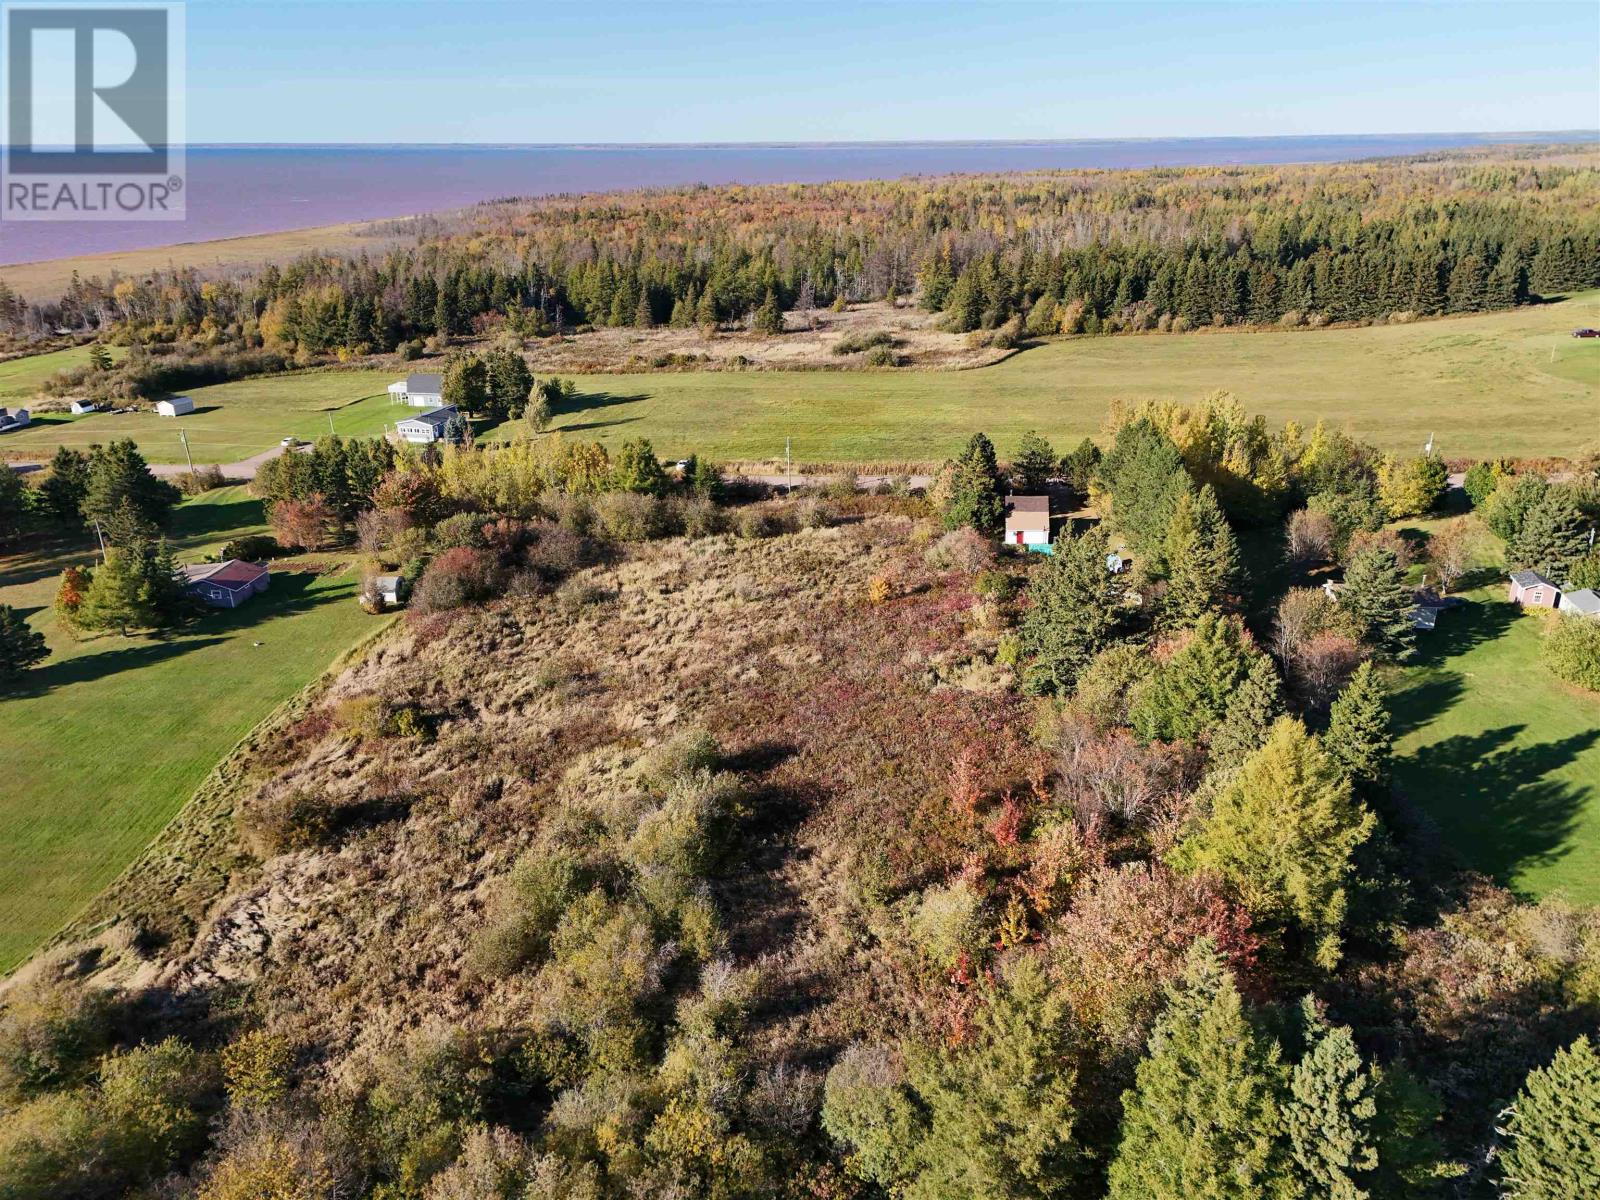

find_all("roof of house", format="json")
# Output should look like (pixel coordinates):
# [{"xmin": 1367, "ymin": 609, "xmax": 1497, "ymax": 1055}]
[
  {"xmin": 398, "ymin": 404, "xmax": 457, "ymax": 428},
  {"xmin": 405, "ymin": 372, "xmax": 443, "ymax": 393},
  {"xmin": 1509, "ymin": 569, "xmax": 1558, "ymax": 590},
  {"xmin": 182, "ymin": 559, "xmax": 268, "ymax": 589},
  {"xmin": 1563, "ymin": 588, "xmax": 1600, "ymax": 615},
  {"xmin": 1004, "ymin": 494, "xmax": 1050, "ymax": 531},
  {"xmin": 372, "ymin": 574, "xmax": 402, "ymax": 590}
]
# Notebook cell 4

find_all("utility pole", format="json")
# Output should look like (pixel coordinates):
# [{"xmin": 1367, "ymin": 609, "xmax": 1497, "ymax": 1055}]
[
  {"xmin": 785, "ymin": 436, "xmax": 791, "ymax": 494},
  {"xmin": 91, "ymin": 518, "xmax": 106, "ymax": 564},
  {"xmin": 178, "ymin": 428, "xmax": 194, "ymax": 473},
  {"xmin": 328, "ymin": 413, "xmax": 336, "ymax": 437}
]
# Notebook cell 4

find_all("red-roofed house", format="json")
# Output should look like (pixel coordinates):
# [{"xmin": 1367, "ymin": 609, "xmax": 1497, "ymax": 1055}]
[{"xmin": 181, "ymin": 560, "xmax": 271, "ymax": 608}]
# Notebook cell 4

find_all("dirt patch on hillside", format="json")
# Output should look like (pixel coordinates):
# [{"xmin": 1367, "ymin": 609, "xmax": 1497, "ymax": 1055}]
[{"xmin": 521, "ymin": 300, "xmax": 1010, "ymax": 373}]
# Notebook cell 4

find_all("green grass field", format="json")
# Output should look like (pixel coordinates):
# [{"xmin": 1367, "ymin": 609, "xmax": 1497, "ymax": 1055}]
[
  {"xmin": 519, "ymin": 293, "xmax": 1598, "ymax": 464},
  {"xmin": 1391, "ymin": 586, "xmax": 1600, "ymax": 903},
  {"xmin": 0, "ymin": 488, "xmax": 384, "ymax": 971},
  {"xmin": 4, "ymin": 294, "xmax": 1596, "ymax": 470},
  {"xmin": 0, "ymin": 345, "xmax": 124, "ymax": 402},
  {"xmin": 0, "ymin": 370, "xmax": 398, "ymax": 464}
]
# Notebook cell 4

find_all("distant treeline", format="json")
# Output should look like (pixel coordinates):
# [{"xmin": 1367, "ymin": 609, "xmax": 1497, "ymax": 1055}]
[{"xmin": 6, "ymin": 147, "xmax": 1598, "ymax": 350}]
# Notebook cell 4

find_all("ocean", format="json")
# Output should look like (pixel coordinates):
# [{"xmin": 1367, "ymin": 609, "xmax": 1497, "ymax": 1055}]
[{"xmin": 1, "ymin": 132, "xmax": 1592, "ymax": 267}]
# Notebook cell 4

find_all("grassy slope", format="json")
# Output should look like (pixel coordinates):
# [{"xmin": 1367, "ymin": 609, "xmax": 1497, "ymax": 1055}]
[
  {"xmin": 1387, "ymin": 513, "xmax": 1600, "ymax": 902},
  {"xmin": 1391, "ymin": 587, "xmax": 1600, "ymax": 903},
  {"xmin": 0, "ymin": 345, "xmax": 124, "ymax": 402},
  {"xmin": 531, "ymin": 294, "xmax": 1599, "ymax": 464},
  {"xmin": 0, "ymin": 488, "xmax": 383, "ymax": 971},
  {"xmin": 0, "ymin": 371, "xmax": 397, "ymax": 464},
  {"xmin": 5, "ymin": 295, "xmax": 1598, "ymax": 468}
]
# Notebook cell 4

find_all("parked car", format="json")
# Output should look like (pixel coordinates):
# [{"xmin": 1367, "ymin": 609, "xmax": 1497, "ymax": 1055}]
[{"xmin": 1573, "ymin": 328, "xmax": 1600, "ymax": 338}]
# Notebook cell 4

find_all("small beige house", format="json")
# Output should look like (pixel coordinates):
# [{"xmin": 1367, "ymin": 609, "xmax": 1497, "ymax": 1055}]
[{"xmin": 1004, "ymin": 494, "xmax": 1051, "ymax": 553}]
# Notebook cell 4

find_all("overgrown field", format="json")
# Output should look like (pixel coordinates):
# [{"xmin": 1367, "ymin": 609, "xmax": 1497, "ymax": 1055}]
[
  {"xmin": 0, "ymin": 487, "xmax": 385, "ymax": 971},
  {"xmin": 0, "ymin": 345, "xmax": 123, "ymax": 402}
]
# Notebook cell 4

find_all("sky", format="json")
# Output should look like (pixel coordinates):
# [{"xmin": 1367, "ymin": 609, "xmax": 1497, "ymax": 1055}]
[{"xmin": 181, "ymin": 0, "xmax": 1599, "ymax": 144}]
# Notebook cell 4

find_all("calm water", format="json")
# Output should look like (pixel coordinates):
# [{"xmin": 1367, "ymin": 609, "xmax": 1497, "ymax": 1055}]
[{"xmin": 2, "ymin": 133, "xmax": 1592, "ymax": 267}]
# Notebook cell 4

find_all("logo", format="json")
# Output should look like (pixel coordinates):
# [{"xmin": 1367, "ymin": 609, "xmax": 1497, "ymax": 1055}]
[{"xmin": 2, "ymin": 2, "xmax": 185, "ymax": 221}]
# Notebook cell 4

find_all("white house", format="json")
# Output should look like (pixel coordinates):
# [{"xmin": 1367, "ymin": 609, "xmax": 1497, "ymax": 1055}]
[
  {"xmin": 388, "ymin": 372, "xmax": 444, "ymax": 407},
  {"xmin": 69, "ymin": 400, "xmax": 98, "ymax": 415},
  {"xmin": 1558, "ymin": 588, "xmax": 1600, "ymax": 619},
  {"xmin": 155, "ymin": 396, "xmax": 194, "ymax": 417},
  {"xmin": 0, "ymin": 406, "xmax": 29, "ymax": 432},
  {"xmin": 396, "ymin": 405, "xmax": 458, "ymax": 444},
  {"xmin": 1003, "ymin": 494, "xmax": 1051, "ymax": 553}
]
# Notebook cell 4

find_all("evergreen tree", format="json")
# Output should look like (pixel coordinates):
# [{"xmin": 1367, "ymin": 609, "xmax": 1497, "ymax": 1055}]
[
  {"xmin": 1059, "ymin": 438, "xmax": 1101, "ymax": 499},
  {"xmin": 40, "ymin": 446, "xmax": 91, "ymax": 525},
  {"xmin": 1011, "ymin": 431, "xmax": 1056, "ymax": 493},
  {"xmin": 1340, "ymin": 547, "xmax": 1415, "ymax": 661},
  {"xmin": 77, "ymin": 547, "xmax": 157, "ymax": 635},
  {"xmin": 942, "ymin": 433, "xmax": 1004, "ymax": 534},
  {"xmin": 1130, "ymin": 612, "xmax": 1257, "ymax": 743},
  {"xmin": 752, "ymin": 288, "xmax": 784, "ymax": 336},
  {"xmin": 688, "ymin": 457, "xmax": 725, "ymax": 503},
  {"xmin": 441, "ymin": 353, "xmax": 491, "ymax": 415},
  {"xmin": 905, "ymin": 958, "xmax": 1081, "ymax": 1199},
  {"xmin": 1482, "ymin": 473, "xmax": 1549, "ymax": 542},
  {"xmin": 0, "ymin": 456, "xmax": 27, "ymax": 547},
  {"xmin": 1285, "ymin": 998, "xmax": 1380, "ymax": 1200},
  {"xmin": 1163, "ymin": 484, "xmax": 1240, "ymax": 625},
  {"xmin": 611, "ymin": 439, "xmax": 669, "ymax": 496},
  {"xmin": 82, "ymin": 440, "xmax": 177, "ymax": 542},
  {"xmin": 1505, "ymin": 493, "xmax": 1588, "ymax": 581},
  {"xmin": 1108, "ymin": 941, "xmax": 1292, "ymax": 1200},
  {"xmin": 695, "ymin": 287, "xmax": 719, "ymax": 331},
  {"xmin": 483, "ymin": 346, "xmax": 533, "ymax": 421},
  {"xmin": 0, "ymin": 605, "xmax": 47, "ymax": 679},
  {"xmin": 1021, "ymin": 522, "xmax": 1125, "ymax": 695},
  {"xmin": 1208, "ymin": 653, "xmax": 1286, "ymax": 771},
  {"xmin": 1323, "ymin": 662, "xmax": 1392, "ymax": 797},
  {"xmin": 1499, "ymin": 1034, "xmax": 1600, "ymax": 1200},
  {"xmin": 87, "ymin": 342, "xmax": 113, "ymax": 372},
  {"xmin": 1099, "ymin": 418, "xmax": 1192, "ymax": 572},
  {"xmin": 1173, "ymin": 717, "xmax": 1375, "ymax": 969}
]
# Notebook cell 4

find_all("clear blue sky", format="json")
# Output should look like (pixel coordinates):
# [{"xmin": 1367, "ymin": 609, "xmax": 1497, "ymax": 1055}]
[{"xmin": 185, "ymin": 0, "xmax": 1599, "ymax": 143}]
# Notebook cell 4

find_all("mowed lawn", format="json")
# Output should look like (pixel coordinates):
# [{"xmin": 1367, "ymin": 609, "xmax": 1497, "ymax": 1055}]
[
  {"xmin": 530, "ymin": 292, "xmax": 1599, "ymax": 464},
  {"xmin": 0, "ymin": 370, "xmax": 398, "ymax": 465},
  {"xmin": 0, "ymin": 345, "xmax": 123, "ymax": 402},
  {"xmin": 0, "ymin": 488, "xmax": 384, "ymax": 971},
  {"xmin": 1391, "ymin": 582, "xmax": 1600, "ymax": 904}
]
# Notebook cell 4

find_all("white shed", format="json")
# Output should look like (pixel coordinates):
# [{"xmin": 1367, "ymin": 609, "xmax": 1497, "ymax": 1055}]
[{"xmin": 155, "ymin": 396, "xmax": 194, "ymax": 417}]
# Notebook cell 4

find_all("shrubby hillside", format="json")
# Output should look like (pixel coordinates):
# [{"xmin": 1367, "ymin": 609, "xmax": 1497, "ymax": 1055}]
[{"xmin": 3, "ymin": 460, "xmax": 1597, "ymax": 1197}]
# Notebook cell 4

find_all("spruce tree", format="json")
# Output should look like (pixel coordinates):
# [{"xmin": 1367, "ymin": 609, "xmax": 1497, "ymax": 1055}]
[
  {"xmin": 0, "ymin": 605, "xmax": 47, "ymax": 679},
  {"xmin": 1340, "ymin": 547, "xmax": 1415, "ymax": 662},
  {"xmin": 0, "ymin": 455, "xmax": 27, "ymax": 547},
  {"xmin": 1099, "ymin": 418, "xmax": 1192, "ymax": 572},
  {"xmin": 752, "ymin": 288, "xmax": 784, "ymax": 336},
  {"xmin": 1021, "ymin": 523, "xmax": 1125, "ymax": 695},
  {"xmin": 82, "ymin": 439, "xmax": 177, "ymax": 541},
  {"xmin": 1011, "ymin": 431, "xmax": 1056, "ymax": 493},
  {"xmin": 1209, "ymin": 653, "xmax": 1286, "ymax": 771},
  {"xmin": 40, "ymin": 446, "xmax": 91, "ymax": 525},
  {"xmin": 1324, "ymin": 662, "xmax": 1392, "ymax": 797},
  {"xmin": 942, "ymin": 433, "xmax": 1004, "ymax": 534},
  {"xmin": 695, "ymin": 287, "xmax": 718, "ymax": 332},
  {"xmin": 1163, "ymin": 483, "xmax": 1240, "ymax": 626},
  {"xmin": 1284, "ymin": 998, "xmax": 1380, "ymax": 1200},
  {"xmin": 1130, "ymin": 612, "xmax": 1257, "ymax": 743},
  {"xmin": 1505, "ymin": 493, "xmax": 1588, "ymax": 581},
  {"xmin": 1499, "ymin": 1034, "xmax": 1600, "ymax": 1200},
  {"xmin": 1108, "ymin": 941, "xmax": 1293, "ymax": 1200},
  {"xmin": 1173, "ymin": 717, "xmax": 1375, "ymax": 969},
  {"xmin": 611, "ymin": 439, "xmax": 669, "ymax": 496},
  {"xmin": 77, "ymin": 548, "xmax": 156, "ymax": 636}
]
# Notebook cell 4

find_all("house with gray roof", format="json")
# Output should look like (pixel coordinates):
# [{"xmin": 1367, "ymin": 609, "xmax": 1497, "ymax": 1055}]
[
  {"xmin": 396, "ymin": 405, "xmax": 459, "ymax": 444},
  {"xmin": 388, "ymin": 372, "xmax": 445, "ymax": 407},
  {"xmin": 1508, "ymin": 570, "xmax": 1560, "ymax": 609}
]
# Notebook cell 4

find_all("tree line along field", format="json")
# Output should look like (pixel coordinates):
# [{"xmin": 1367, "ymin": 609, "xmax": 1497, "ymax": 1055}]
[
  {"xmin": 0, "ymin": 486, "xmax": 385, "ymax": 972},
  {"xmin": 1, "ymin": 292, "xmax": 1595, "ymax": 469}
]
